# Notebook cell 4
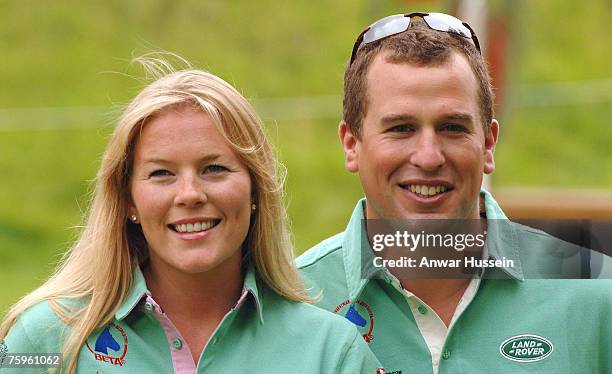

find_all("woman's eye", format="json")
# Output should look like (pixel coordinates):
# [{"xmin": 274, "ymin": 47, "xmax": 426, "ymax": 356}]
[
  {"xmin": 149, "ymin": 169, "xmax": 172, "ymax": 177},
  {"xmin": 205, "ymin": 164, "xmax": 228, "ymax": 173}
]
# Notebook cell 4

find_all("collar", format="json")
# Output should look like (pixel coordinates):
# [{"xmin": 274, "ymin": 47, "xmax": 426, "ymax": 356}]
[
  {"xmin": 115, "ymin": 265, "xmax": 265, "ymax": 323},
  {"xmin": 342, "ymin": 189, "xmax": 524, "ymax": 300},
  {"xmin": 480, "ymin": 189, "xmax": 524, "ymax": 281},
  {"xmin": 243, "ymin": 265, "xmax": 265, "ymax": 324},
  {"xmin": 343, "ymin": 199, "xmax": 385, "ymax": 302},
  {"xmin": 115, "ymin": 265, "xmax": 151, "ymax": 320}
]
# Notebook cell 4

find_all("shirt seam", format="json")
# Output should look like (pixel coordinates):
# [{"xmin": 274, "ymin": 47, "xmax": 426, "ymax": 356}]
[
  {"xmin": 14, "ymin": 316, "xmax": 41, "ymax": 353},
  {"xmin": 334, "ymin": 331, "xmax": 360, "ymax": 373},
  {"xmin": 297, "ymin": 244, "xmax": 344, "ymax": 269}
]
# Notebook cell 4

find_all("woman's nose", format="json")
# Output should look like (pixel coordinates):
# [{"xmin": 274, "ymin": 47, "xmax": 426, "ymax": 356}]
[{"xmin": 174, "ymin": 175, "xmax": 207, "ymax": 207}]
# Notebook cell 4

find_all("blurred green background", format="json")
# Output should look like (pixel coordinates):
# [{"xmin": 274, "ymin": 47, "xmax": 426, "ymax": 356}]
[{"xmin": 1, "ymin": 0, "xmax": 610, "ymax": 317}]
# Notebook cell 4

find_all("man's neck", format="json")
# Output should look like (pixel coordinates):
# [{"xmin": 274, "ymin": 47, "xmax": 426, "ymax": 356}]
[
  {"xmin": 393, "ymin": 193, "xmax": 487, "ymax": 326},
  {"xmin": 400, "ymin": 278, "xmax": 470, "ymax": 327}
]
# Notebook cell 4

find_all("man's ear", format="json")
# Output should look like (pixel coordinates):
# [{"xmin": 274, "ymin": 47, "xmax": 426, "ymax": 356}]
[
  {"xmin": 339, "ymin": 121, "xmax": 359, "ymax": 173},
  {"xmin": 483, "ymin": 119, "xmax": 499, "ymax": 175}
]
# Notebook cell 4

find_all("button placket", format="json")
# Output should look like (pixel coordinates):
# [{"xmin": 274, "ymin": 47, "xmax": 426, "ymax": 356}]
[
  {"xmin": 207, "ymin": 310, "xmax": 236, "ymax": 349},
  {"xmin": 145, "ymin": 295, "xmax": 196, "ymax": 373}
]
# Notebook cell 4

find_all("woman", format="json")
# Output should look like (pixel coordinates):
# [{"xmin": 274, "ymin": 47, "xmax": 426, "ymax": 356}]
[{"xmin": 0, "ymin": 58, "xmax": 382, "ymax": 373}]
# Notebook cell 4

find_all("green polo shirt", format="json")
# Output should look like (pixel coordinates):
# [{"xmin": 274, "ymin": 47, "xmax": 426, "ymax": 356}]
[
  {"xmin": 2, "ymin": 267, "xmax": 383, "ymax": 373},
  {"xmin": 297, "ymin": 190, "xmax": 612, "ymax": 374}
]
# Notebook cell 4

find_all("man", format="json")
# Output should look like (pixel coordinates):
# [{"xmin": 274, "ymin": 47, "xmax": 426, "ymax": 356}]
[{"xmin": 297, "ymin": 13, "xmax": 612, "ymax": 374}]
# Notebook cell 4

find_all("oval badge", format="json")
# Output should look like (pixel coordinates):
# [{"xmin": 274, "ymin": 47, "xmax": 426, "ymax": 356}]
[{"xmin": 499, "ymin": 334, "xmax": 553, "ymax": 362}]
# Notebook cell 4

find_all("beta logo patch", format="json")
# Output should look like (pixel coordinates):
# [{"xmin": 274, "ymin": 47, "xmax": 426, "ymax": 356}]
[
  {"xmin": 499, "ymin": 334, "xmax": 553, "ymax": 362},
  {"xmin": 334, "ymin": 299, "xmax": 375, "ymax": 343},
  {"xmin": 86, "ymin": 322, "xmax": 128, "ymax": 366}
]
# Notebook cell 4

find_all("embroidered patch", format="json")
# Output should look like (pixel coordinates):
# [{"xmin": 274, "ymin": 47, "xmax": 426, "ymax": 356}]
[
  {"xmin": 86, "ymin": 322, "xmax": 128, "ymax": 366},
  {"xmin": 0, "ymin": 339, "xmax": 7, "ymax": 365},
  {"xmin": 499, "ymin": 334, "xmax": 553, "ymax": 362},
  {"xmin": 334, "ymin": 299, "xmax": 375, "ymax": 343}
]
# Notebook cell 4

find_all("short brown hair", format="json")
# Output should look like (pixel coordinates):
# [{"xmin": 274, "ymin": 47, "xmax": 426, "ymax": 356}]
[{"xmin": 343, "ymin": 19, "xmax": 494, "ymax": 138}]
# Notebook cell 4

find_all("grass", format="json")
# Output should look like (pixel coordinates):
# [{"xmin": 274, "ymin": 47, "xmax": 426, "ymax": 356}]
[{"xmin": 1, "ymin": 0, "xmax": 610, "ymax": 318}]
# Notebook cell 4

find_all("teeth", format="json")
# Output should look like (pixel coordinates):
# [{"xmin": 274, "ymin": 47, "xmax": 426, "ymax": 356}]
[
  {"xmin": 173, "ymin": 221, "xmax": 217, "ymax": 233},
  {"xmin": 406, "ymin": 184, "xmax": 449, "ymax": 197}
]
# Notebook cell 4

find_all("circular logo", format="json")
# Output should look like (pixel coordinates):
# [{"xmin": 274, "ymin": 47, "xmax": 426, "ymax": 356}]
[
  {"xmin": 334, "ymin": 299, "xmax": 375, "ymax": 343},
  {"xmin": 85, "ymin": 322, "xmax": 128, "ymax": 366},
  {"xmin": 499, "ymin": 334, "xmax": 553, "ymax": 363}
]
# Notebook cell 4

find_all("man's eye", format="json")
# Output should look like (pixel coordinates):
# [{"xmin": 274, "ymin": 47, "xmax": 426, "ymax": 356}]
[
  {"xmin": 205, "ymin": 164, "xmax": 228, "ymax": 173},
  {"xmin": 441, "ymin": 123, "xmax": 468, "ymax": 132},
  {"xmin": 388, "ymin": 124, "xmax": 414, "ymax": 133},
  {"xmin": 150, "ymin": 169, "xmax": 172, "ymax": 177}
]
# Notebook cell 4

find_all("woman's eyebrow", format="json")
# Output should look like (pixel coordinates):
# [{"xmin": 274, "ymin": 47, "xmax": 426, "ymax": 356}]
[{"xmin": 141, "ymin": 154, "xmax": 222, "ymax": 165}]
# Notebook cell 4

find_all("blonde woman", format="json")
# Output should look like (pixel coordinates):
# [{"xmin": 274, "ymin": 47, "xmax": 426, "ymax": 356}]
[{"xmin": 0, "ymin": 59, "xmax": 383, "ymax": 373}]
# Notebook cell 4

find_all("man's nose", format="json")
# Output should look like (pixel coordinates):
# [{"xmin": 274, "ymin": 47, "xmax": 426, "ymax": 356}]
[
  {"xmin": 409, "ymin": 130, "xmax": 445, "ymax": 171},
  {"xmin": 174, "ymin": 174, "xmax": 207, "ymax": 207}
]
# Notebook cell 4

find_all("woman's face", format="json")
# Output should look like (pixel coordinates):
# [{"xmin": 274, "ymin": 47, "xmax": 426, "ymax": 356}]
[{"xmin": 129, "ymin": 105, "xmax": 252, "ymax": 277}]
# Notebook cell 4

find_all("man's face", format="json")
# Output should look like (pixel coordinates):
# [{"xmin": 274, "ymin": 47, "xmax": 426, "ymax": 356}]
[{"xmin": 340, "ymin": 52, "xmax": 498, "ymax": 220}]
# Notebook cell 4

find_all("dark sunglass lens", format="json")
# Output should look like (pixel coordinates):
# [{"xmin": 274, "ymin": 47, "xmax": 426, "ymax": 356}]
[
  {"xmin": 363, "ymin": 15, "xmax": 411, "ymax": 44},
  {"xmin": 424, "ymin": 13, "xmax": 472, "ymax": 38}
]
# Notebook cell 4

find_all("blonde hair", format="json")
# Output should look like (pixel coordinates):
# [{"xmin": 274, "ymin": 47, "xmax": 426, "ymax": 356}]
[{"xmin": 0, "ymin": 56, "xmax": 310, "ymax": 373}]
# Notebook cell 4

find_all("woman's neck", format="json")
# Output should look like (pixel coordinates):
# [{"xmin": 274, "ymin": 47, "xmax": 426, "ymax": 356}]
[
  {"xmin": 143, "ymin": 255, "xmax": 243, "ymax": 322},
  {"xmin": 142, "ymin": 254, "xmax": 244, "ymax": 364}
]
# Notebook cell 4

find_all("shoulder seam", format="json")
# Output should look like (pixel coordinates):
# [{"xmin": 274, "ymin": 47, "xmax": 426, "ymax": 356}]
[
  {"xmin": 334, "ymin": 329, "xmax": 359, "ymax": 373},
  {"xmin": 297, "ymin": 232, "xmax": 345, "ymax": 269},
  {"xmin": 297, "ymin": 244, "xmax": 343, "ymax": 269},
  {"xmin": 14, "ymin": 313, "xmax": 40, "ymax": 352}
]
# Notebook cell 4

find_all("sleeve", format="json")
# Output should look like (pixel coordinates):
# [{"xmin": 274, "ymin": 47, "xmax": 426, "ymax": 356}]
[
  {"xmin": 335, "ymin": 331, "xmax": 385, "ymax": 374},
  {"xmin": 1, "ymin": 319, "xmax": 49, "ymax": 374}
]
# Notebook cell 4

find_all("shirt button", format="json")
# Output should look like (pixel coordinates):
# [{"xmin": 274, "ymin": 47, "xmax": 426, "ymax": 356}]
[
  {"xmin": 442, "ymin": 349, "xmax": 451, "ymax": 360},
  {"xmin": 417, "ymin": 305, "xmax": 428, "ymax": 315},
  {"xmin": 144, "ymin": 302, "xmax": 153, "ymax": 312},
  {"xmin": 173, "ymin": 338, "xmax": 183, "ymax": 350}
]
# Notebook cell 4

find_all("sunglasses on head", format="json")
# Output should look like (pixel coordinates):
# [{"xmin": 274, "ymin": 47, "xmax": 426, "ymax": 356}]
[{"xmin": 349, "ymin": 12, "xmax": 481, "ymax": 66}]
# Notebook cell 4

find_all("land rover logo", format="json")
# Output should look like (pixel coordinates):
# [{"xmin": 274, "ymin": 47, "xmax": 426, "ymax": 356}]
[{"xmin": 500, "ymin": 335, "xmax": 553, "ymax": 362}]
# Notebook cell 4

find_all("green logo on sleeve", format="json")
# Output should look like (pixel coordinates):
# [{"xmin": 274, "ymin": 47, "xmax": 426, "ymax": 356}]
[{"xmin": 500, "ymin": 335, "xmax": 553, "ymax": 362}]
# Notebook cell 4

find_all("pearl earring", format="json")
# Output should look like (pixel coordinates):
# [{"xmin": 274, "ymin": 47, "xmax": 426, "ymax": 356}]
[
  {"xmin": 251, "ymin": 203, "xmax": 257, "ymax": 211},
  {"xmin": 130, "ymin": 215, "xmax": 138, "ymax": 223}
]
